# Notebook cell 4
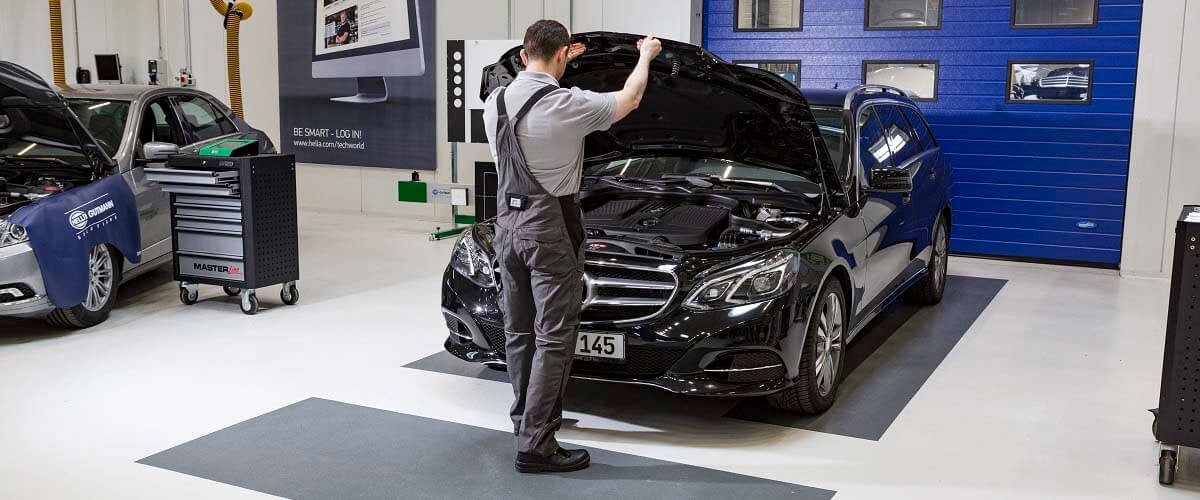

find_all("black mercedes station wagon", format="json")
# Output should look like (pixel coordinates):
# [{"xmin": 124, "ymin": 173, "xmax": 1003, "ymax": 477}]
[{"xmin": 440, "ymin": 33, "xmax": 952, "ymax": 414}]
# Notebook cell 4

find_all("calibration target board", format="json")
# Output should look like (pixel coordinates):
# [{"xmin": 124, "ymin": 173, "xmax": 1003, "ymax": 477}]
[{"xmin": 446, "ymin": 39, "xmax": 521, "ymax": 144}]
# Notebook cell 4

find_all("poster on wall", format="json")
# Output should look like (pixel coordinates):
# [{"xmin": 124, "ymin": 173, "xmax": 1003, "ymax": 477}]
[{"xmin": 277, "ymin": 0, "xmax": 436, "ymax": 169}]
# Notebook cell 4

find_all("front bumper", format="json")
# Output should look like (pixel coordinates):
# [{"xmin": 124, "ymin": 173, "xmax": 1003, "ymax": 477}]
[
  {"xmin": 441, "ymin": 267, "xmax": 810, "ymax": 397},
  {"xmin": 0, "ymin": 242, "xmax": 52, "ymax": 318}
]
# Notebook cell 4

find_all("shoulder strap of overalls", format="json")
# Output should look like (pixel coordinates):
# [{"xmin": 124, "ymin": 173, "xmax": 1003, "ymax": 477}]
[{"xmin": 496, "ymin": 84, "xmax": 559, "ymax": 125}]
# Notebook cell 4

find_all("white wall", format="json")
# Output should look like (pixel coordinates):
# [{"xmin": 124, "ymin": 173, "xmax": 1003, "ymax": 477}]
[{"xmin": 1122, "ymin": 0, "xmax": 1200, "ymax": 278}]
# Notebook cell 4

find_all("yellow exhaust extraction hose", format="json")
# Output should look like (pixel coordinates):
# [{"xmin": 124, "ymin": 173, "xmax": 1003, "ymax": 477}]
[
  {"xmin": 48, "ymin": 0, "xmax": 70, "ymax": 89},
  {"xmin": 209, "ymin": 1, "xmax": 253, "ymax": 118}
]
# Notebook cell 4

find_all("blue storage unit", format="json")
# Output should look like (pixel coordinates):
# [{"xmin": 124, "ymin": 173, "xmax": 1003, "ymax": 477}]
[{"xmin": 704, "ymin": 0, "xmax": 1144, "ymax": 266}]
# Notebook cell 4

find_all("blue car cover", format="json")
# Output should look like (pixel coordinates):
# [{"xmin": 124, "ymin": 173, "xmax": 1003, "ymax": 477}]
[{"xmin": 9, "ymin": 174, "xmax": 141, "ymax": 308}]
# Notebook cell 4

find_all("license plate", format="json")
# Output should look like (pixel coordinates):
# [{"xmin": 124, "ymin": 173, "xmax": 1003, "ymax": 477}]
[{"xmin": 575, "ymin": 331, "xmax": 625, "ymax": 360}]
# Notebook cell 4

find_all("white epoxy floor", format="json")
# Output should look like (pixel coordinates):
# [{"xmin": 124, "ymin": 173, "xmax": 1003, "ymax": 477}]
[{"xmin": 0, "ymin": 211, "xmax": 1197, "ymax": 499}]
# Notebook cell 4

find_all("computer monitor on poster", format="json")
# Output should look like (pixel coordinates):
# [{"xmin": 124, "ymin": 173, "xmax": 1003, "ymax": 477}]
[{"xmin": 311, "ymin": 0, "xmax": 426, "ymax": 103}]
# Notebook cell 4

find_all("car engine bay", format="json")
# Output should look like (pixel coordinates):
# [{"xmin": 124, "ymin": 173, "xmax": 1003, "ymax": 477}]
[
  {"xmin": 0, "ymin": 167, "xmax": 81, "ymax": 214},
  {"xmin": 581, "ymin": 192, "xmax": 814, "ymax": 253}
]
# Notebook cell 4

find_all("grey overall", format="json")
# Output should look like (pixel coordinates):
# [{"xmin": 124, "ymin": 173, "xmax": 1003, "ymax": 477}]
[{"xmin": 492, "ymin": 85, "xmax": 587, "ymax": 456}]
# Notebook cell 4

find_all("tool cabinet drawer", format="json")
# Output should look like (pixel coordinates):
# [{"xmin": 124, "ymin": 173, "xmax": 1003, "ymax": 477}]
[
  {"xmin": 159, "ymin": 184, "xmax": 240, "ymax": 197},
  {"xmin": 176, "ymin": 229, "xmax": 244, "ymax": 258},
  {"xmin": 174, "ymin": 205, "xmax": 243, "ymax": 222},
  {"xmin": 173, "ymin": 195, "xmax": 242, "ymax": 209},
  {"xmin": 175, "ymin": 218, "xmax": 243, "ymax": 233},
  {"xmin": 146, "ymin": 167, "xmax": 239, "ymax": 185}
]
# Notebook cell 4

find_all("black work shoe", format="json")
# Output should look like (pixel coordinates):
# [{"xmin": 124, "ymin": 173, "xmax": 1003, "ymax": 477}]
[{"xmin": 515, "ymin": 447, "xmax": 590, "ymax": 473}]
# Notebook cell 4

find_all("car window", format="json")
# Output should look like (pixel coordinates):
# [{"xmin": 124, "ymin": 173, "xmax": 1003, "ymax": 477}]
[
  {"xmin": 66, "ymin": 99, "xmax": 130, "ymax": 157},
  {"xmin": 175, "ymin": 95, "xmax": 237, "ymax": 143},
  {"xmin": 900, "ymin": 106, "xmax": 936, "ymax": 150},
  {"xmin": 139, "ymin": 99, "xmax": 183, "ymax": 151},
  {"xmin": 810, "ymin": 106, "xmax": 847, "ymax": 185},
  {"xmin": 858, "ymin": 107, "xmax": 892, "ymax": 177},
  {"xmin": 874, "ymin": 105, "xmax": 921, "ymax": 167}
]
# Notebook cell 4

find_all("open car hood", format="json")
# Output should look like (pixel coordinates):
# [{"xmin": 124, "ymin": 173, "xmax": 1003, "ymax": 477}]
[
  {"xmin": 481, "ymin": 32, "xmax": 827, "ymax": 179},
  {"xmin": 0, "ymin": 61, "xmax": 110, "ymax": 174}
]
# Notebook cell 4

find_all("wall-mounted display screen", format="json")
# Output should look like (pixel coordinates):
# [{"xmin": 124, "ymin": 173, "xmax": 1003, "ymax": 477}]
[
  {"xmin": 1007, "ymin": 61, "xmax": 1093, "ymax": 103},
  {"xmin": 736, "ymin": 61, "xmax": 801, "ymax": 86},
  {"xmin": 736, "ymin": 0, "xmax": 803, "ymax": 31},
  {"xmin": 315, "ymin": 0, "xmax": 411, "ymax": 57},
  {"xmin": 1012, "ymin": 0, "xmax": 1097, "ymax": 28},
  {"xmin": 866, "ymin": 0, "xmax": 942, "ymax": 29},
  {"xmin": 863, "ymin": 61, "xmax": 938, "ymax": 101}
]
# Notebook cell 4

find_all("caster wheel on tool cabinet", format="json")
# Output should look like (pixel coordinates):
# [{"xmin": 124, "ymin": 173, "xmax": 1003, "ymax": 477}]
[
  {"xmin": 223, "ymin": 286, "xmax": 242, "ymax": 297},
  {"xmin": 240, "ymin": 293, "xmax": 259, "ymax": 315},
  {"xmin": 281, "ymin": 283, "xmax": 300, "ymax": 305},
  {"xmin": 180, "ymin": 287, "xmax": 198, "ymax": 305},
  {"xmin": 1160, "ymin": 449, "xmax": 1177, "ymax": 485}
]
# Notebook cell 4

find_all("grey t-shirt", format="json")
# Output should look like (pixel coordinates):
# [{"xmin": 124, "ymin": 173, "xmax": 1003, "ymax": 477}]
[{"xmin": 484, "ymin": 71, "xmax": 617, "ymax": 197}]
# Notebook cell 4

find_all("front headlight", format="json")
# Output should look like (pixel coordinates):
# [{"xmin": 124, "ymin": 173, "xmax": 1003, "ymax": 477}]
[
  {"xmin": 683, "ymin": 249, "xmax": 801, "ymax": 310},
  {"xmin": 451, "ymin": 227, "xmax": 497, "ymax": 288},
  {"xmin": 0, "ymin": 217, "xmax": 29, "ymax": 248}
]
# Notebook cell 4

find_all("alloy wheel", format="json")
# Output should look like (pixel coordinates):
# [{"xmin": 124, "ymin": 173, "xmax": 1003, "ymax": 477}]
[
  {"xmin": 813, "ymin": 292, "xmax": 844, "ymax": 397},
  {"xmin": 932, "ymin": 221, "xmax": 948, "ymax": 293},
  {"xmin": 83, "ymin": 245, "xmax": 114, "ymax": 312}
]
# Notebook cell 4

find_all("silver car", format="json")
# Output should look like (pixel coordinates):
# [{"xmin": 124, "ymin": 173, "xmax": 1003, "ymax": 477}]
[{"xmin": 0, "ymin": 62, "xmax": 273, "ymax": 328}]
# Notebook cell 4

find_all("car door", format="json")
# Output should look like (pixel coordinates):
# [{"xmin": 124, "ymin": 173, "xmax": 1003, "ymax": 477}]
[
  {"xmin": 897, "ymin": 104, "xmax": 945, "ymax": 274},
  {"xmin": 857, "ymin": 103, "xmax": 925, "ymax": 310},
  {"xmin": 123, "ymin": 97, "xmax": 185, "ymax": 262}
]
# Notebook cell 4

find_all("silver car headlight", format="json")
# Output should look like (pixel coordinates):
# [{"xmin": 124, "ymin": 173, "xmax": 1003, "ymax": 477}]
[
  {"xmin": 0, "ymin": 216, "xmax": 28, "ymax": 248},
  {"xmin": 451, "ymin": 226, "xmax": 497, "ymax": 288},
  {"xmin": 683, "ymin": 249, "xmax": 801, "ymax": 310}
]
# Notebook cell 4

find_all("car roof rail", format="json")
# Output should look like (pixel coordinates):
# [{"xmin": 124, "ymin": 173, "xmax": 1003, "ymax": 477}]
[{"xmin": 843, "ymin": 84, "xmax": 910, "ymax": 108}]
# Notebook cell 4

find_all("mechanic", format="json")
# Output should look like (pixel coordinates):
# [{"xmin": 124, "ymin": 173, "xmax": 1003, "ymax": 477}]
[{"xmin": 483, "ymin": 20, "xmax": 661, "ymax": 473}]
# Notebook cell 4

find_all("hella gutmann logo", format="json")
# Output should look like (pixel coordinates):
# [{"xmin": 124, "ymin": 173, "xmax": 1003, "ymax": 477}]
[{"xmin": 65, "ymin": 195, "xmax": 117, "ymax": 239}]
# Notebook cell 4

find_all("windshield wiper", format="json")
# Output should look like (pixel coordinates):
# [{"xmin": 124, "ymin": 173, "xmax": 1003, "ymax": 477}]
[
  {"xmin": 659, "ymin": 174, "xmax": 790, "ymax": 193},
  {"xmin": 590, "ymin": 175, "xmax": 692, "ymax": 192}
]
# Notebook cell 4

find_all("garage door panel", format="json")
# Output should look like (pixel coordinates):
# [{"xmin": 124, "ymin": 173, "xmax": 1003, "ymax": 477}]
[
  {"xmin": 954, "ymin": 182, "xmax": 1125, "ymax": 205},
  {"xmin": 934, "ymin": 124, "xmax": 1132, "ymax": 145},
  {"xmin": 950, "ymin": 238, "xmax": 1121, "ymax": 265},
  {"xmin": 953, "ymin": 224, "xmax": 1120, "ymax": 250},
  {"xmin": 955, "ymin": 167, "xmax": 1126, "ymax": 190},
  {"xmin": 954, "ymin": 210, "xmax": 1122, "ymax": 235},
  {"xmin": 928, "ymin": 110, "xmax": 1133, "ymax": 130},
  {"xmin": 944, "ymin": 154, "xmax": 1127, "ymax": 175},
  {"xmin": 953, "ymin": 196, "xmax": 1125, "ymax": 220},
  {"xmin": 938, "ymin": 139, "xmax": 1128, "ymax": 160}
]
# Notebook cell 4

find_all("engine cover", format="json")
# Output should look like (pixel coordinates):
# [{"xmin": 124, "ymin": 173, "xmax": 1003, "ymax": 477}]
[{"xmin": 584, "ymin": 199, "xmax": 729, "ymax": 247}]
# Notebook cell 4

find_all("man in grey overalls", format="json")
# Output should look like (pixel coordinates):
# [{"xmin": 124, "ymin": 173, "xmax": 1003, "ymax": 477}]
[{"xmin": 483, "ymin": 20, "xmax": 661, "ymax": 473}]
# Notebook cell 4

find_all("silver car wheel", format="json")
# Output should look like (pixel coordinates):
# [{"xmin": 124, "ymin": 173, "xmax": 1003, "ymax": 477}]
[
  {"xmin": 83, "ymin": 245, "xmax": 114, "ymax": 312},
  {"xmin": 932, "ymin": 220, "xmax": 948, "ymax": 293},
  {"xmin": 814, "ymin": 292, "xmax": 844, "ymax": 397}
]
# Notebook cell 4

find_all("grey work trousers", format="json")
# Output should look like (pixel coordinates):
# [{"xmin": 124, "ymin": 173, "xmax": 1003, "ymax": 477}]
[{"xmin": 495, "ymin": 225, "xmax": 584, "ymax": 456}]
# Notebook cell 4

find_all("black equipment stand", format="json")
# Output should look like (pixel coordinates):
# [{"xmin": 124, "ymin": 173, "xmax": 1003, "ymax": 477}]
[{"xmin": 1153, "ymin": 205, "xmax": 1200, "ymax": 484}]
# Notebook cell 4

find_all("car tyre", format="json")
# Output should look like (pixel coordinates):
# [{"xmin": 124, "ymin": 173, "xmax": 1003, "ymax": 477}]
[
  {"xmin": 767, "ymin": 279, "xmax": 846, "ymax": 414},
  {"xmin": 45, "ymin": 244, "xmax": 120, "ymax": 329},
  {"xmin": 905, "ymin": 214, "xmax": 949, "ymax": 305}
]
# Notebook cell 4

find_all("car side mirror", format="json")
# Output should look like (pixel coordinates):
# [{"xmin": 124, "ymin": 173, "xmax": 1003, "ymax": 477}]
[
  {"xmin": 867, "ymin": 168, "xmax": 913, "ymax": 193},
  {"xmin": 142, "ymin": 141, "xmax": 179, "ymax": 161}
]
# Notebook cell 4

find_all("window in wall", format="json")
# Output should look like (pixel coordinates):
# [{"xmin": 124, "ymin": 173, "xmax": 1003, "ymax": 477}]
[
  {"xmin": 736, "ymin": 61, "xmax": 801, "ymax": 87},
  {"xmin": 866, "ymin": 0, "xmax": 942, "ymax": 30},
  {"xmin": 863, "ymin": 61, "xmax": 938, "ymax": 101},
  {"xmin": 1007, "ymin": 61, "xmax": 1093, "ymax": 104},
  {"xmin": 1012, "ymin": 0, "xmax": 1097, "ymax": 28},
  {"xmin": 736, "ymin": 0, "xmax": 803, "ymax": 31}
]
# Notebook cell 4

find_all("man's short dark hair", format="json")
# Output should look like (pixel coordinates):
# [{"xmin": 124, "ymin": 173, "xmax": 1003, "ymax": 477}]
[{"xmin": 523, "ymin": 20, "xmax": 570, "ymax": 61}]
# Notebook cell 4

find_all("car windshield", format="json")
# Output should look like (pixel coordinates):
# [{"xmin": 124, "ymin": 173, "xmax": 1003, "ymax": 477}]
[
  {"xmin": 0, "ymin": 104, "xmax": 91, "ymax": 165},
  {"xmin": 809, "ymin": 106, "xmax": 846, "ymax": 179},
  {"xmin": 67, "ymin": 99, "xmax": 130, "ymax": 157},
  {"xmin": 585, "ymin": 156, "xmax": 823, "ymax": 194}
]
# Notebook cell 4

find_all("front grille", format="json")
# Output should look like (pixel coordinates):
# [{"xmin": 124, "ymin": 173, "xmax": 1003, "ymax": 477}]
[
  {"xmin": 1040, "ymin": 76, "xmax": 1088, "ymax": 88},
  {"xmin": 480, "ymin": 320, "xmax": 507, "ymax": 351},
  {"xmin": 582, "ymin": 260, "xmax": 678, "ymax": 323},
  {"xmin": 574, "ymin": 345, "xmax": 687, "ymax": 379}
]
